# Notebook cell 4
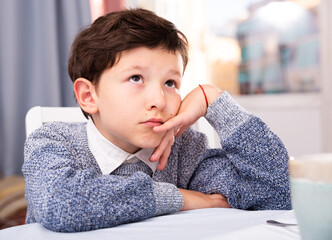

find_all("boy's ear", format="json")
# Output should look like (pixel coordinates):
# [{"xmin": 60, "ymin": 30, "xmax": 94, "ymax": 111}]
[{"xmin": 73, "ymin": 78, "xmax": 98, "ymax": 115}]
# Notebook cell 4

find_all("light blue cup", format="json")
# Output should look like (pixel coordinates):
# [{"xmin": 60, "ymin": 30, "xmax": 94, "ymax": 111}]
[{"xmin": 289, "ymin": 154, "xmax": 332, "ymax": 240}]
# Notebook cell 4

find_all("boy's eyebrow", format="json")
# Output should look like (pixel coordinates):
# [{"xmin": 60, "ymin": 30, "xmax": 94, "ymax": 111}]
[
  {"xmin": 167, "ymin": 69, "xmax": 182, "ymax": 77},
  {"xmin": 121, "ymin": 65, "xmax": 182, "ymax": 77},
  {"xmin": 120, "ymin": 65, "xmax": 147, "ymax": 73}
]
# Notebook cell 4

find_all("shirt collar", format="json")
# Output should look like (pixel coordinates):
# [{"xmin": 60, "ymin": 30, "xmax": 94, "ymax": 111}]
[{"xmin": 86, "ymin": 118, "xmax": 157, "ymax": 175}]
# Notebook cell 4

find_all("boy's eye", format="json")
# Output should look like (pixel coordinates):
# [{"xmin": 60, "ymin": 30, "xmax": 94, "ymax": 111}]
[
  {"xmin": 129, "ymin": 75, "xmax": 143, "ymax": 83},
  {"xmin": 165, "ymin": 80, "xmax": 176, "ymax": 88}
]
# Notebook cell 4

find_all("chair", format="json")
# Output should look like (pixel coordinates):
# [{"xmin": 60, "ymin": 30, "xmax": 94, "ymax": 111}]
[{"xmin": 25, "ymin": 106, "xmax": 87, "ymax": 137}]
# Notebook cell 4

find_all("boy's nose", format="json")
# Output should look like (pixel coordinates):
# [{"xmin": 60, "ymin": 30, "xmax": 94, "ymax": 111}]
[{"xmin": 146, "ymin": 85, "xmax": 166, "ymax": 111}]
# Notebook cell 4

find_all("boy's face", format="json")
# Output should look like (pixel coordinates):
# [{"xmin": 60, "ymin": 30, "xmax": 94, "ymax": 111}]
[{"xmin": 91, "ymin": 47, "xmax": 183, "ymax": 153}]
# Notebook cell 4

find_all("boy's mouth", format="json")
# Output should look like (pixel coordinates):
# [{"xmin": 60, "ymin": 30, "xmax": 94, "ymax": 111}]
[{"xmin": 141, "ymin": 118, "xmax": 164, "ymax": 127}]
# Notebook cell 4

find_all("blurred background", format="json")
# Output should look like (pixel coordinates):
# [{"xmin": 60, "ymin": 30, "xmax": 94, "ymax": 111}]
[{"xmin": 0, "ymin": 0, "xmax": 331, "ymax": 229}]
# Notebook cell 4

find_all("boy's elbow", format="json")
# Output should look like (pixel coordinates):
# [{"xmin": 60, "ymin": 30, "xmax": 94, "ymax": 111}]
[
  {"xmin": 275, "ymin": 190, "xmax": 292, "ymax": 210},
  {"xmin": 39, "ymin": 212, "xmax": 87, "ymax": 232},
  {"xmin": 38, "ymin": 205, "xmax": 72, "ymax": 232},
  {"xmin": 37, "ymin": 200, "xmax": 86, "ymax": 232},
  {"xmin": 40, "ymin": 218, "xmax": 68, "ymax": 232},
  {"xmin": 258, "ymin": 190, "xmax": 292, "ymax": 210},
  {"xmin": 37, "ymin": 199, "xmax": 116, "ymax": 232}
]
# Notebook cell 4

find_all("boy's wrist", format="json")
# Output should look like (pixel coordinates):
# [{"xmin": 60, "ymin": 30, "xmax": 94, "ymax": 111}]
[
  {"xmin": 200, "ymin": 84, "xmax": 223, "ymax": 107},
  {"xmin": 205, "ymin": 91, "xmax": 251, "ymax": 143},
  {"xmin": 178, "ymin": 188, "xmax": 231, "ymax": 211},
  {"xmin": 153, "ymin": 182, "xmax": 183, "ymax": 216}
]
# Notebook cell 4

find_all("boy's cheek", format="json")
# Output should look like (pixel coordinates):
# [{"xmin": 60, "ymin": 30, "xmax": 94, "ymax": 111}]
[
  {"xmin": 168, "ymin": 95, "xmax": 182, "ymax": 117},
  {"xmin": 166, "ymin": 108, "xmax": 180, "ymax": 121}
]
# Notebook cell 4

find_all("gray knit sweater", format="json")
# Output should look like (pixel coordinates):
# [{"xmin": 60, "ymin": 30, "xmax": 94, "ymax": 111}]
[{"xmin": 23, "ymin": 92, "xmax": 291, "ymax": 232}]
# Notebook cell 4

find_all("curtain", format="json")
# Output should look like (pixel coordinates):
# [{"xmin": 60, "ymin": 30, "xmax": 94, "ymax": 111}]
[{"xmin": 0, "ymin": 0, "xmax": 91, "ymax": 177}]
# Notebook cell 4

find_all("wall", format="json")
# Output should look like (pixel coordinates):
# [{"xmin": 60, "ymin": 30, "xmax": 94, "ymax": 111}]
[{"xmin": 196, "ymin": 93, "xmax": 323, "ymax": 157}]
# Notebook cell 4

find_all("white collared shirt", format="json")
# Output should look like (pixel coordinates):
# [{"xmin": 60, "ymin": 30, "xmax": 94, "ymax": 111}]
[{"xmin": 86, "ymin": 119, "xmax": 158, "ymax": 175}]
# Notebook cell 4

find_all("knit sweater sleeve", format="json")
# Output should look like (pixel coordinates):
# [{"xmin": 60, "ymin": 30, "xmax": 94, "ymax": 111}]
[
  {"xmin": 22, "ymin": 123, "xmax": 183, "ymax": 232},
  {"xmin": 187, "ymin": 91, "xmax": 291, "ymax": 210}
]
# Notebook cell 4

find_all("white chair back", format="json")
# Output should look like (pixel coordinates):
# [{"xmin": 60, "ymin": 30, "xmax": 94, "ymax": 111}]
[{"xmin": 25, "ymin": 106, "xmax": 87, "ymax": 137}]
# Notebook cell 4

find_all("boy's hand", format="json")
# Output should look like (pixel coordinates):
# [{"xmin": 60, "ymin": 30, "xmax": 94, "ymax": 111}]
[
  {"xmin": 178, "ymin": 188, "xmax": 231, "ymax": 211},
  {"xmin": 153, "ymin": 84, "xmax": 222, "ymax": 137},
  {"xmin": 150, "ymin": 128, "xmax": 176, "ymax": 170},
  {"xmin": 150, "ymin": 85, "xmax": 222, "ymax": 170}
]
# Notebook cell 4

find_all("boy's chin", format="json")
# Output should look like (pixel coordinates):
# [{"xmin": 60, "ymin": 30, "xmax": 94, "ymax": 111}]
[
  {"xmin": 138, "ymin": 142, "xmax": 161, "ymax": 149},
  {"xmin": 137, "ymin": 137, "xmax": 163, "ymax": 149}
]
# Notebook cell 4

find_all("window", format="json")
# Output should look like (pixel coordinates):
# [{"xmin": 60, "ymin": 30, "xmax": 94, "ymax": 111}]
[{"xmin": 128, "ymin": 0, "xmax": 321, "ymax": 95}]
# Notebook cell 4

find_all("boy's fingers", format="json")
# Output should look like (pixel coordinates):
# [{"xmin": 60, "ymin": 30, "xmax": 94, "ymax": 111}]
[
  {"xmin": 175, "ymin": 124, "xmax": 190, "ymax": 138},
  {"xmin": 150, "ymin": 144, "xmax": 164, "ymax": 162},
  {"xmin": 154, "ymin": 115, "xmax": 184, "ymax": 133},
  {"xmin": 150, "ymin": 149, "xmax": 160, "ymax": 162},
  {"xmin": 156, "ymin": 133, "xmax": 174, "ymax": 170},
  {"xmin": 150, "ymin": 141, "xmax": 166, "ymax": 162},
  {"xmin": 157, "ymin": 140, "xmax": 173, "ymax": 170},
  {"xmin": 150, "ymin": 129, "xmax": 175, "ymax": 162}
]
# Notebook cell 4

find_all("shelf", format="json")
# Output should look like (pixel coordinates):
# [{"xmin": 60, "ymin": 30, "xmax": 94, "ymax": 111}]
[{"xmin": 234, "ymin": 92, "xmax": 322, "ymax": 110}]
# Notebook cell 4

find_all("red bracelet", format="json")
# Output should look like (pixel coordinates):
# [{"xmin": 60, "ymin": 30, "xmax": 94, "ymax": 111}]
[{"xmin": 198, "ymin": 84, "xmax": 208, "ymax": 108}]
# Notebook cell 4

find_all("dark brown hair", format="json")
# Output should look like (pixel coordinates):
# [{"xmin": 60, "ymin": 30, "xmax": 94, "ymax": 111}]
[
  {"xmin": 68, "ymin": 8, "xmax": 188, "ymax": 118},
  {"xmin": 68, "ymin": 8, "xmax": 188, "ymax": 83}
]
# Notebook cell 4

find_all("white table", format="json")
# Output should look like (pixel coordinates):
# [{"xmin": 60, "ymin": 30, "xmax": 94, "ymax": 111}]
[{"xmin": 0, "ymin": 208, "xmax": 300, "ymax": 240}]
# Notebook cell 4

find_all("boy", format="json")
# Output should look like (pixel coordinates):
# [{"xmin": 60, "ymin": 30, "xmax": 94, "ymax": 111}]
[{"xmin": 23, "ymin": 8, "xmax": 291, "ymax": 232}]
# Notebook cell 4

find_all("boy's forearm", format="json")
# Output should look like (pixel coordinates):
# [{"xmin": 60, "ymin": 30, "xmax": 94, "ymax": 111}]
[
  {"xmin": 23, "ymin": 128, "xmax": 183, "ymax": 232},
  {"xmin": 24, "ymin": 168, "xmax": 182, "ymax": 232},
  {"xmin": 205, "ymin": 91, "xmax": 252, "ymax": 143},
  {"xmin": 152, "ymin": 182, "xmax": 183, "ymax": 216},
  {"xmin": 189, "ymin": 92, "xmax": 291, "ymax": 210}
]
